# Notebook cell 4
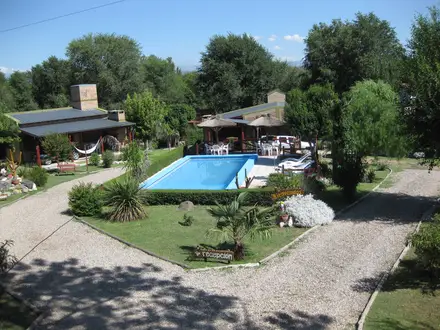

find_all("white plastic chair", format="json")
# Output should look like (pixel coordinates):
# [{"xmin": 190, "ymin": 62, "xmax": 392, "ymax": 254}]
[
  {"xmin": 205, "ymin": 144, "xmax": 213, "ymax": 155},
  {"xmin": 262, "ymin": 143, "xmax": 273, "ymax": 156},
  {"xmin": 211, "ymin": 145, "xmax": 221, "ymax": 155},
  {"xmin": 221, "ymin": 145, "xmax": 229, "ymax": 155}
]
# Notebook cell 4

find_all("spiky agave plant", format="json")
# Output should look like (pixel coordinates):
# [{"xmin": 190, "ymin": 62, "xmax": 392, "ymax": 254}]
[{"xmin": 104, "ymin": 177, "xmax": 146, "ymax": 222}]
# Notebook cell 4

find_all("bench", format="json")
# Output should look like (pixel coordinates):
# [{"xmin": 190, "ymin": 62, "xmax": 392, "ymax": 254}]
[{"xmin": 58, "ymin": 163, "xmax": 76, "ymax": 173}]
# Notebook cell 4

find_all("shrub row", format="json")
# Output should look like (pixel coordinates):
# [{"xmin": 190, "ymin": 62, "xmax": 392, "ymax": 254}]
[
  {"xmin": 146, "ymin": 146, "xmax": 184, "ymax": 177},
  {"xmin": 141, "ymin": 188, "xmax": 275, "ymax": 206}
]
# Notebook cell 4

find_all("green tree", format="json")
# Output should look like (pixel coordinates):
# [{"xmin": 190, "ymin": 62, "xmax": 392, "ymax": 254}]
[
  {"xmin": 8, "ymin": 71, "xmax": 38, "ymax": 111},
  {"xmin": 333, "ymin": 80, "xmax": 405, "ymax": 198},
  {"xmin": 141, "ymin": 55, "xmax": 194, "ymax": 105},
  {"xmin": 304, "ymin": 13, "xmax": 405, "ymax": 94},
  {"xmin": 165, "ymin": 103, "xmax": 196, "ymax": 137},
  {"xmin": 0, "ymin": 72, "xmax": 16, "ymax": 113},
  {"xmin": 278, "ymin": 65, "xmax": 310, "ymax": 93},
  {"xmin": 207, "ymin": 192, "xmax": 274, "ymax": 260},
  {"xmin": 124, "ymin": 91, "xmax": 168, "ymax": 146},
  {"xmin": 31, "ymin": 56, "xmax": 71, "ymax": 108},
  {"xmin": 401, "ymin": 7, "xmax": 440, "ymax": 164},
  {"xmin": 0, "ymin": 114, "xmax": 20, "ymax": 145},
  {"xmin": 343, "ymin": 80, "xmax": 405, "ymax": 157},
  {"xmin": 197, "ymin": 33, "xmax": 282, "ymax": 113},
  {"xmin": 285, "ymin": 84, "xmax": 338, "ymax": 158},
  {"xmin": 41, "ymin": 133, "xmax": 72, "ymax": 162},
  {"xmin": 67, "ymin": 33, "xmax": 143, "ymax": 108}
]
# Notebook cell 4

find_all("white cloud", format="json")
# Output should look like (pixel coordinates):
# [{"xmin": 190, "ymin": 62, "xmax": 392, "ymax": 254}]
[
  {"xmin": 284, "ymin": 34, "xmax": 304, "ymax": 42},
  {"xmin": 268, "ymin": 34, "xmax": 277, "ymax": 42},
  {"xmin": 274, "ymin": 45, "xmax": 282, "ymax": 50},
  {"xmin": 252, "ymin": 35, "xmax": 263, "ymax": 40},
  {"xmin": 0, "ymin": 66, "xmax": 26, "ymax": 75}
]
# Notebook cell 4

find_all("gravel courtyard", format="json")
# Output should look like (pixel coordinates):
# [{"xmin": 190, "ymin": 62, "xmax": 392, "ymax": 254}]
[{"xmin": 1, "ymin": 168, "xmax": 439, "ymax": 329}]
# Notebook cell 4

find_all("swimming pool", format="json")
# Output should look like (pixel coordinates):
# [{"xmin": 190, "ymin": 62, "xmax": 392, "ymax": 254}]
[{"xmin": 141, "ymin": 154, "xmax": 258, "ymax": 190}]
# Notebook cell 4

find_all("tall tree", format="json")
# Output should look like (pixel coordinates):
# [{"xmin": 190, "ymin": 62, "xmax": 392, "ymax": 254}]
[
  {"xmin": 31, "ymin": 56, "xmax": 71, "ymax": 108},
  {"xmin": 165, "ymin": 103, "xmax": 196, "ymax": 137},
  {"xmin": 0, "ymin": 72, "xmax": 15, "ymax": 113},
  {"xmin": 304, "ymin": 13, "xmax": 405, "ymax": 94},
  {"xmin": 198, "ymin": 33, "xmax": 282, "ymax": 113},
  {"xmin": 141, "ymin": 55, "xmax": 194, "ymax": 105},
  {"xmin": 333, "ymin": 80, "xmax": 405, "ymax": 198},
  {"xmin": 67, "ymin": 33, "xmax": 143, "ymax": 108},
  {"xmin": 285, "ymin": 84, "xmax": 338, "ymax": 149},
  {"xmin": 278, "ymin": 65, "xmax": 310, "ymax": 93},
  {"xmin": 401, "ymin": 7, "xmax": 440, "ymax": 164},
  {"xmin": 8, "ymin": 71, "xmax": 38, "ymax": 111},
  {"xmin": 124, "ymin": 91, "xmax": 168, "ymax": 146}
]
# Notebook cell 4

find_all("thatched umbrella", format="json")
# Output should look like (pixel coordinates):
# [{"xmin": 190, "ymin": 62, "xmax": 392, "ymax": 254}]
[
  {"xmin": 248, "ymin": 114, "xmax": 284, "ymax": 140},
  {"xmin": 197, "ymin": 116, "xmax": 237, "ymax": 143}
]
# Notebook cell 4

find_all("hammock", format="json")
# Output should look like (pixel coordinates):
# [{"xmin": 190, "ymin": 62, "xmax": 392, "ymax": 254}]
[{"xmin": 73, "ymin": 140, "xmax": 101, "ymax": 155}]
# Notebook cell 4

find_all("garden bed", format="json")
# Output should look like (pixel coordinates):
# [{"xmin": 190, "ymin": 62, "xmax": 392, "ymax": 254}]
[
  {"xmin": 84, "ymin": 205, "xmax": 307, "ymax": 268},
  {"xmin": 364, "ymin": 248, "xmax": 440, "ymax": 330}
]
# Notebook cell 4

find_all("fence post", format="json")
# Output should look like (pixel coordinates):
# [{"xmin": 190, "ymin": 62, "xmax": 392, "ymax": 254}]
[{"xmin": 196, "ymin": 143, "xmax": 199, "ymax": 155}]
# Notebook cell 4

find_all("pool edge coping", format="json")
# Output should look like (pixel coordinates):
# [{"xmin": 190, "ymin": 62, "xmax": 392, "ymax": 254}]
[{"xmin": 141, "ymin": 154, "xmax": 258, "ymax": 190}]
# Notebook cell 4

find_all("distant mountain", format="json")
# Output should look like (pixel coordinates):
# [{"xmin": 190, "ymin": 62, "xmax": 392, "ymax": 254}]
[{"xmin": 287, "ymin": 60, "xmax": 303, "ymax": 67}]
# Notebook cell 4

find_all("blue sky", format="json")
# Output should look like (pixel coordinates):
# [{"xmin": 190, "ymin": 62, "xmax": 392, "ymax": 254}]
[{"xmin": 0, "ymin": 0, "xmax": 437, "ymax": 74}]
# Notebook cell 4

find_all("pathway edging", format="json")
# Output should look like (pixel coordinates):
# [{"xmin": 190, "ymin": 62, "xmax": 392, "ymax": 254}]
[
  {"xmin": 74, "ymin": 217, "xmax": 190, "ymax": 269},
  {"xmin": 356, "ymin": 204, "xmax": 438, "ymax": 330},
  {"xmin": 77, "ymin": 168, "xmax": 394, "ymax": 273}
]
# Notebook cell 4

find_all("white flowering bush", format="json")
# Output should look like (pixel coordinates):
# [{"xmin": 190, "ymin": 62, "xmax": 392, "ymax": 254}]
[{"xmin": 282, "ymin": 194, "xmax": 335, "ymax": 227}]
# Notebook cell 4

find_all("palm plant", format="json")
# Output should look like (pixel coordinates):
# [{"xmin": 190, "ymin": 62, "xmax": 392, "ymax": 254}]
[
  {"xmin": 103, "ymin": 177, "xmax": 146, "ymax": 222},
  {"xmin": 207, "ymin": 192, "xmax": 274, "ymax": 260}
]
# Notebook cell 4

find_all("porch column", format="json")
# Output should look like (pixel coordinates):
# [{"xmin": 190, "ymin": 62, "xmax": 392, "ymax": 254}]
[
  {"xmin": 36, "ymin": 145, "xmax": 41, "ymax": 167},
  {"xmin": 241, "ymin": 126, "xmax": 245, "ymax": 153}
]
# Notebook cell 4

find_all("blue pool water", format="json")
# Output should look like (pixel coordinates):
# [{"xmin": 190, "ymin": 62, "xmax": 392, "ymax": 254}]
[{"xmin": 141, "ymin": 154, "xmax": 258, "ymax": 190}]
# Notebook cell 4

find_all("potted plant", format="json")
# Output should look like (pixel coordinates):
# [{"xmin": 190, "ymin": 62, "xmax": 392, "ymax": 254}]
[{"xmin": 279, "ymin": 202, "xmax": 289, "ymax": 222}]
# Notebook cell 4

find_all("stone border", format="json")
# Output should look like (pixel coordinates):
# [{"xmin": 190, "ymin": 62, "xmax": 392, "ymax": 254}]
[
  {"xmin": 74, "ymin": 216, "xmax": 190, "ymax": 270},
  {"xmin": 76, "ymin": 167, "xmax": 394, "ymax": 273},
  {"xmin": 355, "ymin": 204, "xmax": 438, "ymax": 330}
]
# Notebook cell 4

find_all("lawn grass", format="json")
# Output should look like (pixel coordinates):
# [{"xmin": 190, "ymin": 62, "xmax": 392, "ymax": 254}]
[
  {"xmin": 0, "ymin": 288, "xmax": 38, "ymax": 330},
  {"xmin": 0, "ymin": 164, "xmax": 115, "ymax": 208},
  {"xmin": 318, "ymin": 170, "xmax": 389, "ymax": 212},
  {"xmin": 85, "ymin": 205, "xmax": 307, "ymax": 268},
  {"xmin": 364, "ymin": 248, "xmax": 440, "ymax": 330}
]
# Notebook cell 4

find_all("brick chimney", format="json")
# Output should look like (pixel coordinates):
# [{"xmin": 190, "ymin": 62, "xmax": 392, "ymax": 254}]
[
  {"xmin": 70, "ymin": 84, "xmax": 98, "ymax": 110},
  {"xmin": 108, "ymin": 110, "xmax": 126, "ymax": 122},
  {"xmin": 267, "ymin": 90, "xmax": 286, "ymax": 103}
]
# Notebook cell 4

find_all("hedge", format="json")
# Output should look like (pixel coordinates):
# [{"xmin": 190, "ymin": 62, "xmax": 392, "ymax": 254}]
[
  {"xmin": 141, "ymin": 188, "xmax": 276, "ymax": 206},
  {"xmin": 146, "ymin": 146, "xmax": 184, "ymax": 177},
  {"xmin": 106, "ymin": 146, "xmax": 184, "ymax": 185}
]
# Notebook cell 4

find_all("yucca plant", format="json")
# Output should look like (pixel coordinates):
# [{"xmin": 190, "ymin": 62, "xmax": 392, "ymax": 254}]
[
  {"xmin": 207, "ymin": 192, "xmax": 274, "ymax": 260},
  {"xmin": 104, "ymin": 177, "xmax": 146, "ymax": 222}
]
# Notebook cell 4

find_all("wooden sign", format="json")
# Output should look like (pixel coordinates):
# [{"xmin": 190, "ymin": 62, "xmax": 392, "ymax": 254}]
[
  {"xmin": 271, "ymin": 189, "xmax": 304, "ymax": 200},
  {"xmin": 193, "ymin": 248, "xmax": 234, "ymax": 263}
]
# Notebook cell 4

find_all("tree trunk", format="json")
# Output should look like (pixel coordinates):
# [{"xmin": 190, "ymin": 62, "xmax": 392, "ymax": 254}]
[{"xmin": 234, "ymin": 241, "xmax": 245, "ymax": 260}]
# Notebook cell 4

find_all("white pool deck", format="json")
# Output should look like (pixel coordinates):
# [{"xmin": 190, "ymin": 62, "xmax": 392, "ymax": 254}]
[{"xmin": 248, "ymin": 156, "xmax": 279, "ymax": 188}]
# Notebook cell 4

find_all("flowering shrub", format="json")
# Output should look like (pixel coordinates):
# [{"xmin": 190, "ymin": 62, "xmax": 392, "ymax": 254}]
[{"xmin": 282, "ymin": 194, "xmax": 335, "ymax": 227}]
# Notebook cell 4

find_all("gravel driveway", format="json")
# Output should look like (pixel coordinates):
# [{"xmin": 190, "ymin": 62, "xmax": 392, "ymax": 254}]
[{"xmin": 1, "ymin": 169, "xmax": 439, "ymax": 329}]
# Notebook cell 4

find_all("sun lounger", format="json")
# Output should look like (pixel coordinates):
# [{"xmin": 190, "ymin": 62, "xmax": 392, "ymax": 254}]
[{"xmin": 278, "ymin": 152, "xmax": 311, "ymax": 166}]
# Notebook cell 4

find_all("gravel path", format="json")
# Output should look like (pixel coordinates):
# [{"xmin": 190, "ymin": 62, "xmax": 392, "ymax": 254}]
[{"xmin": 1, "ymin": 169, "xmax": 439, "ymax": 329}]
